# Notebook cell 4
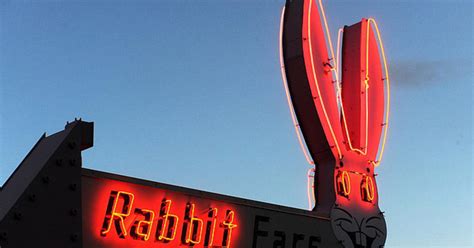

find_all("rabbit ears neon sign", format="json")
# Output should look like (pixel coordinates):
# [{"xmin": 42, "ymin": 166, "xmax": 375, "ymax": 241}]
[
  {"xmin": 0, "ymin": 1, "xmax": 391, "ymax": 247},
  {"xmin": 86, "ymin": 1, "xmax": 391, "ymax": 247},
  {"xmin": 281, "ymin": 0, "xmax": 389, "ymax": 245},
  {"xmin": 281, "ymin": 0, "xmax": 389, "ymax": 204}
]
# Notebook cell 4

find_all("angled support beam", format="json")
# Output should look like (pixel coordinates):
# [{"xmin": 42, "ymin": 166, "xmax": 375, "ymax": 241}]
[{"xmin": 0, "ymin": 120, "xmax": 93, "ymax": 248}]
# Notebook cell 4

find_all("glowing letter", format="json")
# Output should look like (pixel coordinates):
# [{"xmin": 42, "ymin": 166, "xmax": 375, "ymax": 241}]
[
  {"xmin": 100, "ymin": 191, "xmax": 135, "ymax": 238},
  {"xmin": 204, "ymin": 208, "xmax": 218, "ymax": 246},
  {"xmin": 131, "ymin": 208, "xmax": 155, "ymax": 241},
  {"xmin": 222, "ymin": 210, "xmax": 238, "ymax": 248},
  {"xmin": 156, "ymin": 199, "xmax": 179, "ymax": 242},
  {"xmin": 182, "ymin": 203, "xmax": 204, "ymax": 245}
]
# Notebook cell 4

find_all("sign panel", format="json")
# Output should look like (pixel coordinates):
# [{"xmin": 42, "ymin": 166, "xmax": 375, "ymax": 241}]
[{"xmin": 82, "ymin": 170, "xmax": 341, "ymax": 247}]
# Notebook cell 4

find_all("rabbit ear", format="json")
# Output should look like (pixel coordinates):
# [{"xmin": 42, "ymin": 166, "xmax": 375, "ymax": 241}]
[
  {"xmin": 282, "ymin": 0, "xmax": 346, "ymax": 162},
  {"xmin": 365, "ymin": 20, "xmax": 386, "ymax": 161},
  {"xmin": 340, "ymin": 19, "xmax": 385, "ymax": 161},
  {"xmin": 300, "ymin": 0, "xmax": 346, "ymax": 159},
  {"xmin": 283, "ymin": 0, "xmax": 390, "ymax": 164}
]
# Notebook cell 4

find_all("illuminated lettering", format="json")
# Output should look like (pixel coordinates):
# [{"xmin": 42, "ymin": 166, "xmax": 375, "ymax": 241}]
[
  {"xmin": 182, "ymin": 203, "xmax": 204, "ymax": 245},
  {"xmin": 156, "ymin": 199, "xmax": 179, "ymax": 242},
  {"xmin": 204, "ymin": 208, "xmax": 218, "ymax": 246},
  {"xmin": 131, "ymin": 208, "xmax": 155, "ymax": 241},
  {"xmin": 98, "ymin": 191, "xmax": 239, "ymax": 246},
  {"xmin": 100, "ymin": 191, "xmax": 135, "ymax": 238},
  {"xmin": 221, "ymin": 210, "xmax": 238, "ymax": 247}
]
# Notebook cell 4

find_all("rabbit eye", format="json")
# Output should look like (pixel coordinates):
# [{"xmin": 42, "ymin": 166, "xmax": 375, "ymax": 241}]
[
  {"xmin": 361, "ymin": 176, "xmax": 375, "ymax": 202},
  {"xmin": 336, "ymin": 171, "xmax": 351, "ymax": 197}
]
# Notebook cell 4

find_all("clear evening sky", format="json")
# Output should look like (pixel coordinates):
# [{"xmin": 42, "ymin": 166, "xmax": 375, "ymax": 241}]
[{"xmin": 0, "ymin": 0, "xmax": 472, "ymax": 247}]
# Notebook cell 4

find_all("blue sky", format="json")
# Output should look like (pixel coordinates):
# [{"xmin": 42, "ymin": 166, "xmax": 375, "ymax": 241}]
[{"xmin": 0, "ymin": 0, "xmax": 472, "ymax": 247}]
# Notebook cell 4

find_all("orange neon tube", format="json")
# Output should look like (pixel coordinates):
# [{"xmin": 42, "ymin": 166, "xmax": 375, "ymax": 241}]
[
  {"xmin": 158, "ymin": 200, "xmax": 179, "ymax": 241},
  {"xmin": 222, "ymin": 210, "xmax": 238, "ymax": 248},
  {"xmin": 307, "ymin": 0, "xmax": 343, "ymax": 159},
  {"xmin": 340, "ymin": 171, "xmax": 351, "ymax": 196},
  {"xmin": 316, "ymin": 0, "xmax": 391, "ymax": 164},
  {"xmin": 363, "ymin": 176, "xmax": 375, "ymax": 201},
  {"xmin": 206, "ymin": 208, "xmax": 218, "ymax": 246},
  {"xmin": 101, "ymin": 191, "xmax": 135, "ymax": 238},
  {"xmin": 185, "ymin": 203, "xmax": 204, "ymax": 245},
  {"xmin": 317, "ymin": 0, "xmax": 368, "ymax": 156},
  {"xmin": 135, "ymin": 209, "xmax": 155, "ymax": 241}
]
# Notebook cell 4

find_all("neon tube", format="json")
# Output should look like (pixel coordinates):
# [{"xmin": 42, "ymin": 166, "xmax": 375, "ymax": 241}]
[
  {"xmin": 306, "ymin": 168, "xmax": 316, "ymax": 210},
  {"xmin": 367, "ymin": 18, "xmax": 390, "ymax": 167},
  {"xmin": 100, "ymin": 191, "xmax": 135, "ymax": 238},
  {"xmin": 307, "ymin": 0, "xmax": 343, "ymax": 159},
  {"xmin": 317, "ymin": 1, "xmax": 391, "ymax": 165},
  {"xmin": 336, "ymin": 28, "xmax": 344, "ymax": 81},
  {"xmin": 339, "ymin": 171, "xmax": 351, "ymax": 196},
  {"xmin": 362, "ymin": 176, "xmax": 375, "ymax": 201},
  {"xmin": 317, "ymin": 0, "xmax": 368, "ymax": 156},
  {"xmin": 158, "ymin": 200, "xmax": 179, "ymax": 242},
  {"xmin": 206, "ymin": 208, "xmax": 218, "ymax": 246},
  {"xmin": 185, "ymin": 203, "xmax": 204, "ymax": 244},
  {"xmin": 222, "ymin": 210, "xmax": 238, "ymax": 248},
  {"xmin": 279, "ymin": 6, "xmax": 315, "ymax": 165},
  {"xmin": 135, "ymin": 209, "xmax": 155, "ymax": 241}
]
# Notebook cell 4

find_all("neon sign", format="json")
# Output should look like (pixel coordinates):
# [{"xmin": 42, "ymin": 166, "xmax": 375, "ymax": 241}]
[
  {"xmin": 81, "ymin": 173, "xmax": 343, "ymax": 247},
  {"xmin": 100, "ymin": 191, "xmax": 135, "ymax": 238},
  {"xmin": 0, "ymin": 0, "xmax": 395, "ymax": 246},
  {"xmin": 281, "ymin": 0, "xmax": 389, "ymax": 205},
  {"xmin": 98, "ymin": 190, "xmax": 237, "ymax": 247},
  {"xmin": 281, "ymin": 0, "xmax": 389, "ymax": 246}
]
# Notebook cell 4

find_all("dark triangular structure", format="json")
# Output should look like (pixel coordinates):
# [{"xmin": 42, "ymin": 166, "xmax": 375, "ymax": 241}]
[{"xmin": 0, "ymin": 120, "xmax": 93, "ymax": 248}]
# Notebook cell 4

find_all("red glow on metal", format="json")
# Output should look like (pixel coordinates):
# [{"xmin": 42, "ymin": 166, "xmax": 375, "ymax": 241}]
[
  {"xmin": 281, "ymin": 0, "xmax": 390, "ymax": 209},
  {"xmin": 301, "ymin": 0, "xmax": 390, "ymax": 163},
  {"xmin": 303, "ymin": 0, "xmax": 344, "ymax": 159}
]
